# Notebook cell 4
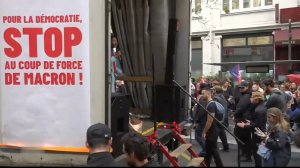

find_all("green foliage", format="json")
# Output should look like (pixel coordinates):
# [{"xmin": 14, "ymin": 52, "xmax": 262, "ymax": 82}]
[{"xmin": 224, "ymin": 8, "xmax": 230, "ymax": 14}]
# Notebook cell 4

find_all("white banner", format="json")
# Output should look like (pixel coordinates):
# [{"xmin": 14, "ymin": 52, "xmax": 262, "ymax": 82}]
[{"xmin": 0, "ymin": 0, "xmax": 90, "ymax": 148}]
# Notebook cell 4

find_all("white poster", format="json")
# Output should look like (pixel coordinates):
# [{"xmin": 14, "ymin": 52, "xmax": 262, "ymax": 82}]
[{"xmin": 0, "ymin": 0, "xmax": 90, "ymax": 148}]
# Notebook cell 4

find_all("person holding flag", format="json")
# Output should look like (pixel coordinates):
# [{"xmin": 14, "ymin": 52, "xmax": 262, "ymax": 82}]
[
  {"xmin": 230, "ymin": 64, "xmax": 242, "ymax": 109},
  {"xmin": 230, "ymin": 64, "xmax": 242, "ymax": 84}
]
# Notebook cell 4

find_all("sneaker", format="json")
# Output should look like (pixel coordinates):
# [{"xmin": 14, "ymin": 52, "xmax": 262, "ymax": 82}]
[{"xmin": 219, "ymin": 147, "xmax": 229, "ymax": 152}]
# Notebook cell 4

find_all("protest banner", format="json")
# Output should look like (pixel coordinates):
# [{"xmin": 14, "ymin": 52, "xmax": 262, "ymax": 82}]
[{"xmin": 0, "ymin": 0, "xmax": 90, "ymax": 148}]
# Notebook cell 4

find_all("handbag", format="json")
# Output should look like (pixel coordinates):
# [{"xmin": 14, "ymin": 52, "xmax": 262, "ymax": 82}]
[{"xmin": 257, "ymin": 144, "xmax": 271, "ymax": 160}]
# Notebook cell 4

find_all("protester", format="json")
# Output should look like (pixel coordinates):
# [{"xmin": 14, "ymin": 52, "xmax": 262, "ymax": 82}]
[
  {"xmin": 196, "ymin": 76, "xmax": 208, "ymax": 98},
  {"xmin": 194, "ymin": 84, "xmax": 211, "ymax": 157},
  {"xmin": 260, "ymin": 107, "xmax": 291, "ymax": 167},
  {"xmin": 280, "ymin": 83, "xmax": 294, "ymax": 115},
  {"xmin": 214, "ymin": 85, "xmax": 229, "ymax": 152},
  {"xmin": 194, "ymin": 90, "xmax": 208, "ymax": 157},
  {"xmin": 262, "ymin": 79, "xmax": 287, "ymax": 114},
  {"xmin": 121, "ymin": 132, "xmax": 160, "ymax": 167},
  {"xmin": 295, "ymin": 129, "xmax": 300, "ymax": 148},
  {"xmin": 234, "ymin": 81, "xmax": 253, "ymax": 162},
  {"xmin": 252, "ymin": 81, "xmax": 264, "ymax": 94},
  {"xmin": 111, "ymin": 36, "xmax": 124, "ymax": 93},
  {"xmin": 222, "ymin": 80, "xmax": 235, "ymax": 114},
  {"xmin": 202, "ymin": 87, "xmax": 224, "ymax": 167},
  {"xmin": 237, "ymin": 91, "xmax": 267, "ymax": 167},
  {"xmin": 86, "ymin": 123, "xmax": 121, "ymax": 167}
]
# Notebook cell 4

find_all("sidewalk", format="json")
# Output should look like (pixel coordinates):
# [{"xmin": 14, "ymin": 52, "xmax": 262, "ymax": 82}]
[
  {"xmin": 181, "ymin": 119, "xmax": 300, "ymax": 155},
  {"xmin": 140, "ymin": 119, "xmax": 300, "ymax": 167},
  {"xmin": 142, "ymin": 118, "xmax": 300, "ymax": 154}
]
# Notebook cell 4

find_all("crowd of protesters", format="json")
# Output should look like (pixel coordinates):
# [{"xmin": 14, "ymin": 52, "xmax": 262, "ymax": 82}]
[
  {"xmin": 191, "ymin": 76, "xmax": 300, "ymax": 167},
  {"xmin": 85, "ymin": 76, "xmax": 300, "ymax": 167},
  {"xmin": 86, "ymin": 123, "xmax": 160, "ymax": 167}
]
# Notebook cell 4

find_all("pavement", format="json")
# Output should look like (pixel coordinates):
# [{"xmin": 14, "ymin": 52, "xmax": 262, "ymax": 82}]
[
  {"xmin": 180, "ymin": 134, "xmax": 300, "ymax": 167},
  {"xmin": 139, "ymin": 118, "xmax": 300, "ymax": 167}
]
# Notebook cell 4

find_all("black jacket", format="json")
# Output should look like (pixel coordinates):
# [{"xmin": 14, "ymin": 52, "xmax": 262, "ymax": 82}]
[
  {"xmin": 195, "ymin": 97, "xmax": 207, "ymax": 127},
  {"xmin": 234, "ymin": 89, "xmax": 252, "ymax": 122},
  {"xmin": 265, "ymin": 129, "xmax": 291, "ymax": 167},
  {"xmin": 266, "ymin": 89, "xmax": 287, "ymax": 113},
  {"xmin": 87, "ymin": 152, "xmax": 121, "ymax": 167},
  {"xmin": 223, "ymin": 87, "xmax": 233, "ymax": 100},
  {"xmin": 248, "ymin": 102, "xmax": 267, "ymax": 132}
]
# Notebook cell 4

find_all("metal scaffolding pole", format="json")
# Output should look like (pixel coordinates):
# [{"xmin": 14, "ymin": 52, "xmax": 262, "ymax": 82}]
[{"xmin": 288, "ymin": 19, "xmax": 292, "ymax": 72}]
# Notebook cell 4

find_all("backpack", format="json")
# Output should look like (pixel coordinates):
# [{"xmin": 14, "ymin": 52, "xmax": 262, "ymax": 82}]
[{"xmin": 206, "ymin": 100, "xmax": 226, "ymax": 124}]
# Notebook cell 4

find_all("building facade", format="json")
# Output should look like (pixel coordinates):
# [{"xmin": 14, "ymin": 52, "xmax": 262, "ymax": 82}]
[{"xmin": 191, "ymin": 0, "xmax": 300, "ymax": 81}]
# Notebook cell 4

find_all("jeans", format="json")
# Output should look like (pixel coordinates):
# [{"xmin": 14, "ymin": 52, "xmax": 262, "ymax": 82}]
[
  {"xmin": 195, "ymin": 126, "xmax": 206, "ymax": 156},
  {"xmin": 204, "ymin": 138, "xmax": 224, "ymax": 167},
  {"xmin": 219, "ymin": 126, "xmax": 229, "ymax": 150}
]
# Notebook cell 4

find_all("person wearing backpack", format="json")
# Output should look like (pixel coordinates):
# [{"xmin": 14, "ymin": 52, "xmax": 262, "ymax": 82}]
[
  {"xmin": 213, "ymin": 85, "xmax": 229, "ymax": 152},
  {"xmin": 202, "ymin": 87, "xmax": 224, "ymax": 167}
]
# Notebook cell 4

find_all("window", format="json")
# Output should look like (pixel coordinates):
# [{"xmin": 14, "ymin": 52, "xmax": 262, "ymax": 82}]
[
  {"xmin": 195, "ymin": 0, "xmax": 202, "ymax": 14},
  {"xmin": 253, "ymin": 0, "xmax": 261, "ymax": 7},
  {"xmin": 192, "ymin": 0, "xmax": 202, "ymax": 17},
  {"xmin": 232, "ymin": 0, "xmax": 239, "ymax": 9},
  {"xmin": 222, "ymin": 35, "xmax": 274, "ymax": 74},
  {"xmin": 248, "ymin": 36, "xmax": 273, "ymax": 45},
  {"xmin": 223, "ymin": 0, "xmax": 230, "ymax": 13},
  {"xmin": 223, "ymin": 38, "xmax": 246, "ymax": 47},
  {"xmin": 265, "ymin": 0, "xmax": 273, "ymax": 6},
  {"xmin": 225, "ymin": 0, "xmax": 273, "ymax": 13},
  {"xmin": 192, "ymin": 40, "xmax": 202, "ymax": 49},
  {"xmin": 191, "ymin": 39, "xmax": 203, "ymax": 78},
  {"xmin": 244, "ymin": 0, "xmax": 250, "ymax": 8}
]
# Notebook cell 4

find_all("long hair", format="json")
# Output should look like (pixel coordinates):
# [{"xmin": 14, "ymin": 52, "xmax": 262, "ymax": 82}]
[{"xmin": 267, "ymin": 107, "xmax": 290, "ymax": 133}]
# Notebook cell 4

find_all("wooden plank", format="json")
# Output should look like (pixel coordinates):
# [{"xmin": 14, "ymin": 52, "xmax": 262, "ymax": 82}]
[
  {"xmin": 186, "ymin": 157, "xmax": 204, "ymax": 167},
  {"xmin": 116, "ymin": 76, "xmax": 153, "ymax": 82},
  {"xmin": 170, "ymin": 144, "xmax": 192, "ymax": 158}
]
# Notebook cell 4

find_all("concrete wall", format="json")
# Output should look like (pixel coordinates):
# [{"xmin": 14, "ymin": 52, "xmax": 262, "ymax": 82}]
[
  {"xmin": 276, "ymin": 0, "xmax": 298, "ymax": 8},
  {"xmin": 220, "ymin": 9, "xmax": 275, "ymax": 30},
  {"xmin": 90, "ymin": 0, "xmax": 106, "ymax": 125}
]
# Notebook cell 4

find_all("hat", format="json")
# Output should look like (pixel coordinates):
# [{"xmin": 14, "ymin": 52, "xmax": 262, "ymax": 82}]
[
  {"xmin": 251, "ymin": 91, "xmax": 265, "ymax": 101},
  {"xmin": 238, "ymin": 81, "xmax": 250, "ymax": 88},
  {"xmin": 86, "ymin": 123, "xmax": 111, "ymax": 141}
]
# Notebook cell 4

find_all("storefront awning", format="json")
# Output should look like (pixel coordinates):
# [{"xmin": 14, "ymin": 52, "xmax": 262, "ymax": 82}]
[{"xmin": 274, "ymin": 29, "xmax": 300, "ymax": 42}]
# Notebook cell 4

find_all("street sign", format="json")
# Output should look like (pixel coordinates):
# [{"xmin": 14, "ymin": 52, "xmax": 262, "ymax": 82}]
[{"xmin": 246, "ymin": 65, "xmax": 269, "ymax": 73}]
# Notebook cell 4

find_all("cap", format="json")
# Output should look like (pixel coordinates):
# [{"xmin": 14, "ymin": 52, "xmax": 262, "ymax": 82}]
[
  {"xmin": 86, "ymin": 123, "xmax": 111, "ymax": 141},
  {"xmin": 238, "ymin": 81, "xmax": 250, "ymax": 88}
]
